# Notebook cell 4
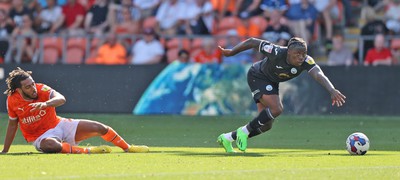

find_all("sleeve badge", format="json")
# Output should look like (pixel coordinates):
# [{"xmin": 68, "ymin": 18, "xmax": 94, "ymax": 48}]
[{"xmin": 305, "ymin": 56, "xmax": 315, "ymax": 65}]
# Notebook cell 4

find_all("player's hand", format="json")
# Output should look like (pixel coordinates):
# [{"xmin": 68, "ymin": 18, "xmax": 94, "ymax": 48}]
[
  {"xmin": 330, "ymin": 89, "xmax": 346, "ymax": 107},
  {"xmin": 29, "ymin": 102, "xmax": 48, "ymax": 112},
  {"xmin": 218, "ymin": 46, "xmax": 234, "ymax": 57}
]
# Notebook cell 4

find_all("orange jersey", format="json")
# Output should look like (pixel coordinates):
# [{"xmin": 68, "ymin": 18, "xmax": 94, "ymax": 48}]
[{"xmin": 7, "ymin": 83, "xmax": 60, "ymax": 142}]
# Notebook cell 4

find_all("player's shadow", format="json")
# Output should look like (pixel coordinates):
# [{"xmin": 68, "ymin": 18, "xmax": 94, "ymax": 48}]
[
  {"xmin": 0, "ymin": 152, "xmax": 40, "ymax": 156},
  {"xmin": 168, "ymin": 151, "xmax": 265, "ymax": 157}
]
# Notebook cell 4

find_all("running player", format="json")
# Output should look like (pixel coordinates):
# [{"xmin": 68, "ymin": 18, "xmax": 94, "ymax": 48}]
[
  {"xmin": 1, "ymin": 67, "xmax": 149, "ymax": 154},
  {"xmin": 217, "ymin": 37, "xmax": 346, "ymax": 152}
]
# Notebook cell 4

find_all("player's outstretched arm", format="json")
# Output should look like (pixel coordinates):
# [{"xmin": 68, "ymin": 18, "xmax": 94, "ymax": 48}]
[
  {"xmin": 308, "ymin": 66, "xmax": 346, "ymax": 107},
  {"xmin": 1, "ymin": 119, "xmax": 18, "ymax": 153},
  {"xmin": 218, "ymin": 37, "xmax": 263, "ymax": 57},
  {"xmin": 29, "ymin": 90, "xmax": 66, "ymax": 112}
]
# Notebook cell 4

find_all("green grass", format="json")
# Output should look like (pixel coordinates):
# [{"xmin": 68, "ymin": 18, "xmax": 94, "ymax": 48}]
[{"xmin": 0, "ymin": 114, "xmax": 400, "ymax": 179}]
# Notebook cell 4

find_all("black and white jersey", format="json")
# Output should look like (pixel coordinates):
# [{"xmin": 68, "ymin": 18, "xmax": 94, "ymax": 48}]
[{"xmin": 252, "ymin": 40, "xmax": 317, "ymax": 83}]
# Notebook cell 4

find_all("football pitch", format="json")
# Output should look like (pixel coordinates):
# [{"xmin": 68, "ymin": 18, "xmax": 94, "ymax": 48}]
[{"xmin": 0, "ymin": 114, "xmax": 399, "ymax": 179}]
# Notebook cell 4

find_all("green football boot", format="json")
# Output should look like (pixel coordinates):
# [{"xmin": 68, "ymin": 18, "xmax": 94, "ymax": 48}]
[
  {"xmin": 236, "ymin": 128, "xmax": 248, "ymax": 152},
  {"xmin": 217, "ymin": 134, "xmax": 235, "ymax": 153}
]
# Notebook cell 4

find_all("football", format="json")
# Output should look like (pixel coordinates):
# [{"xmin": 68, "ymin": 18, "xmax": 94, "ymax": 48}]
[{"xmin": 346, "ymin": 132, "xmax": 370, "ymax": 155}]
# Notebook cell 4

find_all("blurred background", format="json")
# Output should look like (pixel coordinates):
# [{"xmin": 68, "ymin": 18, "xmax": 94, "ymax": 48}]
[{"xmin": 0, "ymin": 0, "xmax": 399, "ymax": 116}]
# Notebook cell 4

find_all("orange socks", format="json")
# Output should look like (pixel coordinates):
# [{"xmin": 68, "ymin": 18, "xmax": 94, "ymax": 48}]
[
  {"xmin": 101, "ymin": 128, "xmax": 129, "ymax": 150},
  {"xmin": 61, "ymin": 143, "xmax": 88, "ymax": 154}
]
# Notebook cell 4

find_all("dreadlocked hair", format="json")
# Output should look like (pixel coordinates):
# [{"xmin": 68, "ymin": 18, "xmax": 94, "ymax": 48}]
[
  {"xmin": 287, "ymin": 37, "xmax": 307, "ymax": 51},
  {"xmin": 4, "ymin": 67, "xmax": 32, "ymax": 96}
]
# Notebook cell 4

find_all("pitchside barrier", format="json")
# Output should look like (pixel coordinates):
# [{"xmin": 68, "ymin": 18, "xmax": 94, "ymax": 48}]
[{"xmin": 0, "ymin": 64, "xmax": 399, "ymax": 115}]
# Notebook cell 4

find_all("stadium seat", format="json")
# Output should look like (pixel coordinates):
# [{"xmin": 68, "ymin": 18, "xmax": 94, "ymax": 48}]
[
  {"xmin": 215, "ymin": 16, "xmax": 241, "ymax": 35},
  {"xmin": 166, "ymin": 38, "xmax": 191, "ymax": 50},
  {"xmin": 249, "ymin": 15, "xmax": 268, "ymax": 33},
  {"xmin": 41, "ymin": 37, "xmax": 62, "ymax": 64},
  {"xmin": 190, "ymin": 38, "xmax": 203, "ymax": 55},
  {"xmin": 0, "ymin": 3, "xmax": 10, "ymax": 13},
  {"xmin": 66, "ymin": 38, "xmax": 87, "ymax": 64}
]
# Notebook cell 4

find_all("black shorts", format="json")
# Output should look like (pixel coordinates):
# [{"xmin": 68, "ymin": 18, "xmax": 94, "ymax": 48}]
[{"xmin": 247, "ymin": 65, "xmax": 279, "ymax": 103}]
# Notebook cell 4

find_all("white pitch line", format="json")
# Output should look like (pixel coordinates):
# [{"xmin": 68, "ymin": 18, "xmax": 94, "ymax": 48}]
[{"xmin": 6, "ymin": 166, "xmax": 400, "ymax": 180}]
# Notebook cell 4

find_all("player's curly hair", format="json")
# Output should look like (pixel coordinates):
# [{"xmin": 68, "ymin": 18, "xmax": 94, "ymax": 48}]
[
  {"xmin": 4, "ymin": 67, "xmax": 32, "ymax": 96},
  {"xmin": 287, "ymin": 37, "xmax": 307, "ymax": 51}
]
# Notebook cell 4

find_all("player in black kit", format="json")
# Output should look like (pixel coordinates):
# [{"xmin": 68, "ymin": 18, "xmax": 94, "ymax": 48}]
[{"xmin": 217, "ymin": 37, "xmax": 346, "ymax": 153}]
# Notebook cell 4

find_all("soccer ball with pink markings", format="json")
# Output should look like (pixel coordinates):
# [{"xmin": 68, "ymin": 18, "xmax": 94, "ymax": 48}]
[{"xmin": 346, "ymin": 132, "xmax": 370, "ymax": 155}]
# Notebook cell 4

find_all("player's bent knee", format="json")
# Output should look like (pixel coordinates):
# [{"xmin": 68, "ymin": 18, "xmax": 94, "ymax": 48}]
[
  {"xmin": 40, "ymin": 139, "xmax": 62, "ymax": 153},
  {"xmin": 270, "ymin": 107, "xmax": 283, "ymax": 117}
]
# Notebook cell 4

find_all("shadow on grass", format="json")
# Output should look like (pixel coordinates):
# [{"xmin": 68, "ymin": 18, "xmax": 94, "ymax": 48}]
[{"xmin": 0, "ymin": 152, "xmax": 39, "ymax": 156}]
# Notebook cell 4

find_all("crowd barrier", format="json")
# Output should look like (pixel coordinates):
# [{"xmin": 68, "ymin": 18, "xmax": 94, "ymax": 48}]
[{"xmin": 0, "ymin": 64, "xmax": 399, "ymax": 116}]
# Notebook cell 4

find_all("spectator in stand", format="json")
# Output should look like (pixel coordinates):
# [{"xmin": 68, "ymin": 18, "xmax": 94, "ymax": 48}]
[
  {"xmin": 84, "ymin": 0, "xmax": 109, "ymax": 35},
  {"xmin": 133, "ymin": 0, "xmax": 160, "ymax": 20},
  {"xmin": 309, "ymin": 0, "xmax": 339, "ymax": 50},
  {"xmin": 385, "ymin": 0, "xmax": 400, "ymax": 34},
  {"xmin": 390, "ymin": 38, "xmax": 400, "ymax": 65},
  {"xmin": 155, "ymin": 0, "xmax": 186, "ymax": 35},
  {"xmin": 37, "ymin": 0, "xmax": 67, "ymax": 8},
  {"xmin": 111, "ymin": 6, "xmax": 140, "ymax": 35},
  {"xmin": 237, "ymin": 10, "xmax": 263, "ymax": 38},
  {"xmin": 194, "ymin": 37, "xmax": 221, "ymax": 63},
  {"xmin": 60, "ymin": 0, "xmax": 86, "ymax": 35},
  {"xmin": 262, "ymin": 9, "xmax": 292, "ymax": 46},
  {"xmin": 237, "ymin": 0, "xmax": 263, "ymax": 18},
  {"xmin": 130, "ymin": 28, "xmax": 164, "ymax": 65},
  {"xmin": 211, "ymin": 0, "xmax": 237, "ymax": 21},
  {"xmin": 92, "ymin": 33, "xmax": 127, "ymax": 65},
  {"xmin": 222, "ymin": 29, "xmax": 253, "ymax": 64},
  {"xmin": 0, "ymin": 9, "xmax": 13, "ymax": 63},
  {"xmin": 364, "ymin": 34, "xmax": 393, "ymax": 66},
  {"xmin": 327, "ymin": 33, "xmax": 354, "ymax": 66},
  {"xmin": 285, "ymin": 0, "xmax": 319, "ymax": 43},
  {"xmin": 355, "ymin": 7, "xmax": 388, "ymax": 61},
  {"xmin": 35, "ymin": 0, "xmax": 63, "ymax": 34},
  {"xmin": 8, "ymin": 0, "xmax": 33, "ymax": 28},
  {"xmin": 184, "ymin": 0, "xmax": 214, "ymax": 35},
  {"xmin": 172, "ymin": 49, "xmax": 191, "ymax": 63},
  {"xmin": 259, "ymin": 0, "xmax": 287, "ymax": 17},
  {"xmin": 9, "ymin": 14, "xmax": 37, "ymax": 63},
  {"xmin": 109, "ymin": 0, "xmax": 141, "ymax": 29}
]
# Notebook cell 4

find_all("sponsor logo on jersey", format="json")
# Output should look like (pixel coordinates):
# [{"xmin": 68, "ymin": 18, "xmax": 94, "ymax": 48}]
[
  {"xmin": 17, "ymin": 107, "xmax": 24, "ymax": 112},
  {"xmin": 278, "ymin": 73, "xmax": 290, "ymax": 79},
  {"xmin": 21, "ymin": 110, "xmax": 46, "ymax": 125},
  {"xmin": 291, "ymin": 68, "xmax": 297, "ymax": 74},
  {"xmin": 275, "ymin": 65, "xmax": 283, "ymax": 69},
  {"xmin": 263, "ymin": 45, "xmax": 273, "ymax": 53},
  {"xmin": 305, "ymin": 56, "xmax": 315, "ymax": 65},
  {"xmin": 41, "ymin": 85, "xmax": 50, "ymax": 91},
  {"xmin": 266, "ymin": 85, "xmax": 273, "ymax": 91}
]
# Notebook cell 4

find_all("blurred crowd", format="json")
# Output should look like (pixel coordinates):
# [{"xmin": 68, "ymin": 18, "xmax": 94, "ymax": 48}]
[{"xmin": 0, "ymin": 0, "xmax": 399, "ymax": 66}]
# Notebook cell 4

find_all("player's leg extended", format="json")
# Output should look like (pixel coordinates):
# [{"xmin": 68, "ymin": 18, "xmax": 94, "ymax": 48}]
[
  {"xmin": 75, "ymin": 120, "xmax": 148, "ymax": 153},
  {"xmin": 236, "ymin": 94, "xmax": 283, "ymax": 151}
]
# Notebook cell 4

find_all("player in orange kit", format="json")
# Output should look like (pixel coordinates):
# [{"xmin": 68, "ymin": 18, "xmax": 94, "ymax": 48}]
[{"xmin": 1, "ymin": 67, "xmax": 149, "ymax": 154}]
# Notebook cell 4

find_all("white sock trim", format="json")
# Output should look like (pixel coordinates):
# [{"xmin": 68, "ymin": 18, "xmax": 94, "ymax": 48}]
[
  {"xmin": 241, "ymin": 126, "xmax": 250, "ymax": 135},
  {"xmin": 223, "ymin": 133, "xmax": 234, "ymax": 142}
]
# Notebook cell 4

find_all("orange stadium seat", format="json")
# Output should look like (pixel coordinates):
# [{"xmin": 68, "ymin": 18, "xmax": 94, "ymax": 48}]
[
  {"xmin": 41, "ymin": 37, "xmax": 62, "ymax": 64},
  {"xmin": 215, "ymin": 16, "xmax": 241, "ymax": 35},
  {"xmin": 85, "ymin": 38, "xmax": 102, "ymax": 64},
  {"xmin": 190, "ymin": 38, "xmax": 204, "ymax": 57},
  {"xmin": 249, "ymin": 15, "xmax": 268, "ymax": 33},
  {"xmin": 0, "ymin": 3, "xmax": 10, "ymax": 13},
  {"xmin": 166, "ymin": 38, "xmax": 191, "ymax": 50},
  {"xmin": 66, "ymin": 38, "xmax": 87, "ymax": 64}
]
